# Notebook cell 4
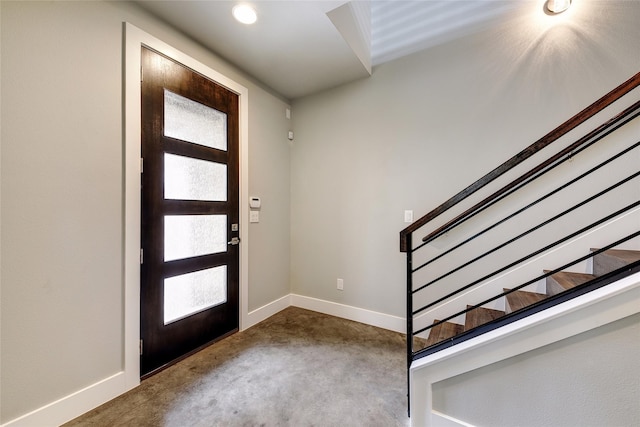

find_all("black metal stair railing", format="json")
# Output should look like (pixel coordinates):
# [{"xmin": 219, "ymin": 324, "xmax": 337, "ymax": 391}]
[
  {"xmin": 415, "ymin": 230, "xmax": 640, "ymax": 344},
  {"xmin": 400, "ymin": 72, "xmax": 640, "ymax": 416},
  {"xmin": 413, "ymin": 171, "xmax": 640, "ymax": 311}
]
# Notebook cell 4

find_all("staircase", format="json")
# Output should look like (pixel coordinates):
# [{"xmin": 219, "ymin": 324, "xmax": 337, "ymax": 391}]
[
  {"xmin": 400, "ymin": 71, "xmax": 640, "ymax": 421},
  {"xmin": 421, "ymin": 249, "xmax": 640, "ymax": 349}
]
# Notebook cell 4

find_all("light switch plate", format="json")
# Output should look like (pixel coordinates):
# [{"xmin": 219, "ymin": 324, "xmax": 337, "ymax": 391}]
[
  {"xmin": 250, "ymin": 210, "xmax": 260, "ymax": 223},
  {"xmin": 404, "ymin": 210, "xmax": 414, "ymax": 223}
]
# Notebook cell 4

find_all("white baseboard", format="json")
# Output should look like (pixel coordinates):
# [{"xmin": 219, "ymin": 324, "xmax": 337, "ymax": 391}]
[
  {"xmin": 1, "ymin": 372, "xmax": 127, "ymax": 427},
  {"xmin": 244, "ymin": 294, "xmax": 291, "ymax": 330},
  {"xmin": 290, "ymin": 294, "xmax": 406, "ymax": 333},
  {"xmin": 432, "ymin": 410, "xmax": 474, "ymax": 427},
  {"xmin": 246, "ymin": 293, "xmax": 406, "ymax": 334}
]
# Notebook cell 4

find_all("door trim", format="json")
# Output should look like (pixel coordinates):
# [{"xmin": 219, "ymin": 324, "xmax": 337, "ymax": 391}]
[{"xmin": 124, "ymin": 23, "xmax": 249, "ymax": 388}]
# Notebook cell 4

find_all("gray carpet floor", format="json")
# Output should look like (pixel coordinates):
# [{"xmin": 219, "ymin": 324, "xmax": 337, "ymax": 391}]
[{"xmin": 65, "ymin": 307, "xmax": 410, "ymax": 427}]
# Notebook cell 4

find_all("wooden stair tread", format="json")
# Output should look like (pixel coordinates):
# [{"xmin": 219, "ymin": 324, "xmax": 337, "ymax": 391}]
[
  {"xmin": 504, "ymin": 289, "xmax": 547, "ymax": 313},
  {"xmin": 591, "ymin": 248, "xmax": 640, "ymax": 277},
  {"xmin": 592, "ymin": 248, "xmax": 640, "ymax": 264},
  {"xmin": 545, "ymin": 270, "xmax": 595, "ymax": 295},
  {"xmin": 425, "ymin": 320, "xmax": 464, "ymax": 347},
  {"xmin": 417, "ymin": 248, "xmax": 638, "ymax": 352},
  {"xmin": 465, "ymin": 306, "xmax": 504, "ymax": 331}
]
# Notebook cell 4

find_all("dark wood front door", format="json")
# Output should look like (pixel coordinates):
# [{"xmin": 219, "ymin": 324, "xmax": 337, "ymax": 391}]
[{"xmin": 140, "ymin": 47, "xmax": 240, "ymax": 377}]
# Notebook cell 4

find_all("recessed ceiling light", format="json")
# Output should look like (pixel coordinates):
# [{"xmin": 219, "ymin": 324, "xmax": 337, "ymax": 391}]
[
  {"xmin": 546, "ymin": 0, "xmax": 572, "ymax": 14},
  {"xmin": 232, "ymin": 4, "xmax": 257, "ymax": 25}
]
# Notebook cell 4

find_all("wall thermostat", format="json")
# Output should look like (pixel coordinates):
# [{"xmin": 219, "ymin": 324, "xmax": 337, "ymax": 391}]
[{"xmin": 249, "ymin": 197, "xmax": 261, "ymax": 209}]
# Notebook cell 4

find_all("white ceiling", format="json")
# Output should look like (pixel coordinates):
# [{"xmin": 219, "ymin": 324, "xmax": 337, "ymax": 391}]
[{"xmin": 135, "ymin": 1, "xmax": 526, "ymax": 100}]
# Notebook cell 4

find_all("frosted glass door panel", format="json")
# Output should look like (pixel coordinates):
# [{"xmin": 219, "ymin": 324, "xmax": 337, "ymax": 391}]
[
  {"xmin": 165, "ymin": 215, "xmax": 227, "ymax": 261},
  {"xmin": 164, "ymin": 266, "xmax": 227, "ymax": 324},
  {"xmin": 164, "ymin": 153, "xmax": 227, "ymax": 201},
  {"xmin": 164, "ymin": 90, "xmax": 227, "ymax": 151}
]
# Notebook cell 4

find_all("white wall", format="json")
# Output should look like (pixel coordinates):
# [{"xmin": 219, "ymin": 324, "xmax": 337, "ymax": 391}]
[
  {"xmin": 432, "ymin": 312, "xmax": 640, "ymax": 426},
  {"xmin": 247, "ymin": 95, "xmax": 291, "ymax": 310},
  {"xmin": 0, "ymin": 1, "xmax": 290, "ymax": 423},
  {"xmin": 290, "ymin": 0, "xmax": 640, "ymax": 318}
]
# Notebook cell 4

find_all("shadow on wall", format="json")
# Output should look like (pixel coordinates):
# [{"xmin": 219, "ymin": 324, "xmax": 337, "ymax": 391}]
[{"xmin": 484, "ymin": 0, "xmax": 637, "ymax": 106}]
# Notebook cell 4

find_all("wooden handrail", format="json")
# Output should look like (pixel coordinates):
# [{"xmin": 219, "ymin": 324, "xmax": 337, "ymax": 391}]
[{"xmin": 400, "ymin": 71, "xmax": 640, "ymax": 252}]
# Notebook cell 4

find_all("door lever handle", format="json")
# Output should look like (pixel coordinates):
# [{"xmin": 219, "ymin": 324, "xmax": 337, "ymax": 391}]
[{"xmin": 228, "ymin": 237, "xmax": 241, "ymax": 246}]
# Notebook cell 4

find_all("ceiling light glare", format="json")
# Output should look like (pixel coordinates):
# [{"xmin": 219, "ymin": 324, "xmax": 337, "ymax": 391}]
[
  {"xmin": 546, "ymin": 0, "xmax": 571, "ymax": 14},
  {"xmin": 232, "ymin": 4, "xmax": 257, "ymax": 25}
]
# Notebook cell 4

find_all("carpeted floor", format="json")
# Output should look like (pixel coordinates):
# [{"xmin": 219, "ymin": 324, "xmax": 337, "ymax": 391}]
[{"xmin": 64, "ymin": 307, "xmax": 409, "ymax": 427}]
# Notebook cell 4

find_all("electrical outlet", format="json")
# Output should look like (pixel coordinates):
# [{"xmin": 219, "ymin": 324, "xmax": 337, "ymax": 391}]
[{"xmin": 337, "ymin": 278, "xmax": 344, "ymax": 291}]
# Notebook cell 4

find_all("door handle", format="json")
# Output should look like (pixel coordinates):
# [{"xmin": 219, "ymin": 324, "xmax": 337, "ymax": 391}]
[{"xmin": 228, "ymin": 237, "xmax": 241, "ymax": 246}]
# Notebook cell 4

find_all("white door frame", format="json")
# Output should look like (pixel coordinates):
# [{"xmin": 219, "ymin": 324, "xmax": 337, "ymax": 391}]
[{"xmin": 123, "ymin": 22, "xmax": 249, "ymax": 389}]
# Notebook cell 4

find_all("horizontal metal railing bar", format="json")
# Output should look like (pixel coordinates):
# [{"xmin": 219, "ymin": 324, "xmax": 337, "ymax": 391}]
[
  {"xmin": 411, "ymin": 140, "xmax": 640, "ymax": 274},
  {"xmin": 412, "ymin": 171, "xmax": 640, "ymax": 296},
  {"xmin": 416, "ymin": 102, "xmax": 640, "ymax": 249},
  {"xmin": 417, "ymin": 231, "xmax": 640, "ymax": 334},
  {"xmin": 412, "ymin": 257, "xmax": 640, "ymax": 361},
  {"xmin": 412, "ymin": 230, "xmax": 640, "ymax": 337},
  {"xmin": 400, "ymin": 71, "xmax": 640, "ymax": 253},
  {"xmin": 412, "ymin": 199, "xmax": 640, "ymax": 317}
]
